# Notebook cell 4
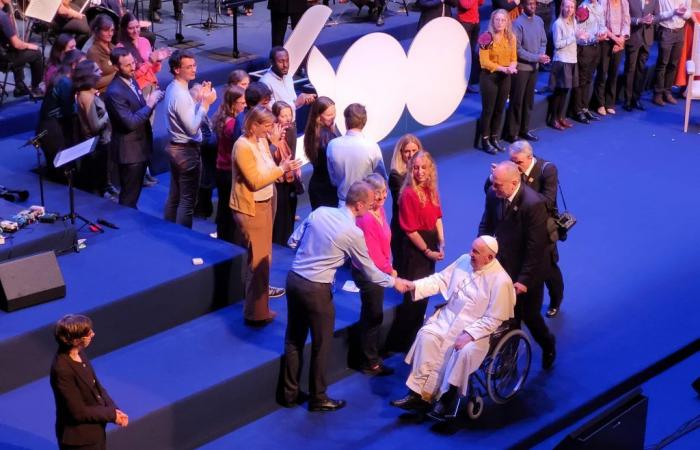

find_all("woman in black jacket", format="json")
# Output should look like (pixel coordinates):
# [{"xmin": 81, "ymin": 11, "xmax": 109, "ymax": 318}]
[{"xmin": 50, "ymin": 314, "xmax": 127, "ymax": 449}]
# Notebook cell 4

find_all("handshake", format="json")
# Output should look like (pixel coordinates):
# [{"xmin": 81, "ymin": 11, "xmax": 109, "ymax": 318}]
[{"xmin": 393, "ymin": 277, "xmax": 415, "ymax": 294}]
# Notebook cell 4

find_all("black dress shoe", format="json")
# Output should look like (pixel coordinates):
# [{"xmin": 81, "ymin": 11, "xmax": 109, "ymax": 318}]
[
  {"xmin": 519, "ymin": 131, "xmax": 539, "ymax": 142},
  {"xmin": 543, "ymin": 337, "xmax": 556, "ymax": 370},
  {"xmin": 309, "ymin": 398, "xmax": 346, "ymax": 412},
  {"xmin": 584, "ymin": 110, "xmax": 600, "ymax": 121},
  {"xmin": 490, "ymin": 137, "xmax": 505, "ymax": 152},
  {"xmin": 623, "ymin": 102, "xmax": 633, "ymax": 112},
  {"xmin": 574, "ymin": 112, "xmax": 590, "ymax": 124},
  {"xmin": 361, "ymin": 363, "xmax": 395, "ymax": 376},
  {"xmin": 634, "ymin": 99, "xmax": 646, "ymax": 111},
  {"xmin": 546, "ymin": 307, "xmax": 559, "ymax": 318},
  {"xmin": 390, "ymin": 391, "xmax": 429, "ymax": 411},
  {"xmin": 13, "ymin": 83, "xmax": 29, "ymax": 97},
  {"xmin": 480, "ymin": 137, "xmax": 497, "ymax": 155}
]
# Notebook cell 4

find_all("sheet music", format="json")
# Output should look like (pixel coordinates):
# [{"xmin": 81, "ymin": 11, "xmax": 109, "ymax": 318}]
[
  {"xmin": 54, "ymin": 137, "xmax": 97, "ymax": 168},
  {"xmin": 24, "ymin": 0, "xmax": 61, "ymax": 23}
]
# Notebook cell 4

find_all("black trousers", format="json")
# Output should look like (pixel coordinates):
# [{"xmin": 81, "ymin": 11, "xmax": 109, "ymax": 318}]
[
  {"xmin": 215, "ymin": 169, "xmax": 238, "ymax": 243},
  {"xmin": 514, "ymin": 281, "xmax": 555, "ymax": 353},
  {"xmin": 572, "ymin": 44, "xmax": 600, "ymax": 113},
  {"xmin": 505, "ymin": 68, "xmax": 538, "ymax": 138},
  {"xmin": 624, "ymin": 42, "xmax": 650, "ymax": 103},
  {"xmin": 536, "ymin": 2, "xmax": 555, "ymax": 57},
  {"xmin": 283, "ymin": 271, "xmax": 334, "ymax": 402},
  {"xmin": 272, "ymin": 182, "xmax": 298, "ymax": 246},
  {"xmin": 270, "ymin": 12, "xmax": 303, "ymax": 47},
  {"xmin": 654, "ymin": 27, "xmax": 684, "ymax": 95},
  {"xmin": 351, "ymin": 267, "xmax": 385, "ymax": 367},
  {"xmin": 164, "ymin": 142, "xmax": 202, "ymax": 229},
  {"xmin": 9, "ymin": 48, "xmax": 43, "ymax": 88},
  {"xmin": 461, "ymin": 21, "xmax": 480, "ymax": 85},
  {"xmin": 593, "ymin": 40, "xmax": 623, "ymax": 109},
  {"xmin": 480, "ymin": 70, "xmax": 511, "ymax": 138},
  {"xmin": 546, "ymin": 261, "xmax": 564, "ymax": 309},
  {"xmin": 118, "ymin": 162, "xmax": 147, "ymax": 208}
]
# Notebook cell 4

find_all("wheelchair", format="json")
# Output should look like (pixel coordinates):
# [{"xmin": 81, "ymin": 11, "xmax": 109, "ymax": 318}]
[{"xmin": 458, "ymin": 319, "xmax": 532, "ymax": 420}]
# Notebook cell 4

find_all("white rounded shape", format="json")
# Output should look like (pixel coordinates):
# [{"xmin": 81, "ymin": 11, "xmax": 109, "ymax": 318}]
[
  {"xmin": 284, "ymin": 5, "xmax": 332, "ymax": 75},
  {"xmin": 306, "ymin": 46, "xmax": 337, "ymax": 105},
  {"xmin": 405, "ymin": 17, "xmax": 470, "ymax": 126},
  {"xmin": 334, "ymin": 33, "xmax": 408, "ymax": 141}
]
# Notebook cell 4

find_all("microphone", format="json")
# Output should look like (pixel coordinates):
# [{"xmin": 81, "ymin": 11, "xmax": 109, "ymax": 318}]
[
  {"xmin": 20, "ymin": 130, "xmax": 47, "ymax": 148},
  {"xmin": 97, "ymin": 218, "xmax": 119, "ymax": 229}
]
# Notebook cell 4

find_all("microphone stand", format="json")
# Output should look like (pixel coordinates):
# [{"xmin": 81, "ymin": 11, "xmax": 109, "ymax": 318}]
[{"xmin": 20, "ymin": 131, "xmax": 47, "ymax": 206}]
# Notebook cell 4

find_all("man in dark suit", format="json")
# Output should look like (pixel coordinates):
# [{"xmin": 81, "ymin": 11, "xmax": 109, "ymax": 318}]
[
  {"xmin": 508, "ymin": 141, "xmax": 565, "ymax": 318},
  {"xmin": 624, "ymin": 0, "xmax": 659, "ymax": 111},
  {"xmin": 104, "ymin": 47, "xmax": 163, "ymax": 209},
  {"xmin": 479, "ymin": 161, "xmax": 556, "ymax": 369},
  {"xmin": 268, "ymin": 0, "xmax": 308, "ymax": 47}
]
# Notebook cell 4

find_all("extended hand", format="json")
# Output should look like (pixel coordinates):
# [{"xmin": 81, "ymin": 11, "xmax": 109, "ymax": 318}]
[
  {"xmin": 394, "ymin": 277, "xmax": 414, "ymax": 293},
  {"xmin": 454, "ymin": 332, "xmax": 473, "ymax": 350},
  {"xmin": 513, "ymin": 282, "xmax": 528, "ymax": 294}
]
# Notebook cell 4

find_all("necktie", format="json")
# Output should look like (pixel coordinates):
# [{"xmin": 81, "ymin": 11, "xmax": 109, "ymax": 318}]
[{"xmin": 129, "ymin": 79, "xmax": 144, "ymax": 105}]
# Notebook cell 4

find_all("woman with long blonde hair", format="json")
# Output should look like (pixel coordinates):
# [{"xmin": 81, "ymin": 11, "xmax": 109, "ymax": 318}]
[
  {"xmin": 478, "ymin": 9, "xmax": 517, "ymax": 154},
  {"xmin": 387, "ymin": 150, "xmax": 445, "ymax": 352},
  {"xmin": 389, "ymin": 134, "xmax": 423, "ymax": 266}
]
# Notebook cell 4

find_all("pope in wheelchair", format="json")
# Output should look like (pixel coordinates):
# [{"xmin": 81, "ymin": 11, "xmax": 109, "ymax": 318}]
[{"xmin": 391, "ymin": 236, "xmax": 523, "ymax": 421}]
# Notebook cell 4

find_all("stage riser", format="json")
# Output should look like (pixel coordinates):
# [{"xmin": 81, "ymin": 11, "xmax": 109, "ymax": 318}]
[
  {"xmin": 0, "ymin": 256, "xmax": 244, "ymax": 395},
  {"xmin": 107, "ymin": 307, "xmax": 399, "ymax": 450}
]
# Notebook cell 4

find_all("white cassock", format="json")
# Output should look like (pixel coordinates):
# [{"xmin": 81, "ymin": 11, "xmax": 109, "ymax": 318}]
[{"xmin": 404, "ymin": 255, "xmax": 516, "ymax": 401}]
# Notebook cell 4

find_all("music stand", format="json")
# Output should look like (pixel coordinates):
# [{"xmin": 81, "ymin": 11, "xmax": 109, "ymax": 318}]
[{"xmin": 53, "ymin": 138, "xmax": 102, "ymax": 231}]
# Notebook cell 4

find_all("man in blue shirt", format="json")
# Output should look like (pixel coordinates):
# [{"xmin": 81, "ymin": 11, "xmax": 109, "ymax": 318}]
[
  {"xmin": 327, "ymin": 104, "xmax": 387, "ymax": 206},
  {"xmin": 280, "ymin": 181, "xmax": 412, "ymax": 411}
]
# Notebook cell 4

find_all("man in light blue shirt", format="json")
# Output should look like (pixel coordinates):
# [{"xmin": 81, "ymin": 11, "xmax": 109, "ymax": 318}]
[
  {"xmin": 163, "ymin": 50, "xmax": 216, "ymax": 229},
  {"xmin": 326, "ymin": 104, "xmax": 387, "ymax": 206},
  {"xmin": 281, "ymin": 181, "xmax": 412, "ymax": 412}
]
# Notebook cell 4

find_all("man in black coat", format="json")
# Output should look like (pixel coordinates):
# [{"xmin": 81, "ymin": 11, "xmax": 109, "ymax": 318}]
[
  {"xmin": 104, "ymin": 47, "xmax": 163, "ymax": 208},
  {"xmin": 268, "ymin": 0, "xmax": 308, "ymax": 47},
  {"xmin": 508, "ymin": 141, "xmax": 565, "ymax": 318},
  {"xmin": 479, "ymin": 161, "xmax": 556, "ymax": 369},
  {"xmin": 623, "ymin": 0, "xmax": 659, "ymax": 111}
]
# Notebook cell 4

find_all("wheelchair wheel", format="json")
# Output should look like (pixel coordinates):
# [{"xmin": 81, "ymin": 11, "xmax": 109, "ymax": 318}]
[
  {"xmin": 466, "ymin": 396, "xmax": 484, "ymax": 420},
  {"xmin": 486, "ymin": 329, "xmax": 531, "ymax": 404}
]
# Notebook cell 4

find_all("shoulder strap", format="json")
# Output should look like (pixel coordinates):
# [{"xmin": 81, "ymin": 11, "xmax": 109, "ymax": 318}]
[{"xmin": 541, "ymin": 161, "xmax": 569, "ymax": 211}]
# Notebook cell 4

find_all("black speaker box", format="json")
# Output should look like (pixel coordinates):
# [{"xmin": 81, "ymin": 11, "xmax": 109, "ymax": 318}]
[
  {"xmin": 555, "ymin": 388, "xmax": 648, "ymax": 450},
  {"xmin": 0, "ymin": 251, "xmax": 66, "ymax": 312}
]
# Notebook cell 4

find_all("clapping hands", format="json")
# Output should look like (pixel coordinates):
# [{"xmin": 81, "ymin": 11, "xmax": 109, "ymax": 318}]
[
  {"xmin": 146, "ymin": 89, "xmax": 164, "ymax": 108},
  {"xmin": 199, "ymin": 81, "xmax": 217, "ymax": 107}
]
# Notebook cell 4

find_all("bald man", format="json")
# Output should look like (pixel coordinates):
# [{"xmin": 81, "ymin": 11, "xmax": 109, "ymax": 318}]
[
  {"xmin": 390, "ymin": 236, "xmax": 516, "ymax": 420},
  {"xmin": 479, "ymin": 161, "xmax": 556, "ymax": 370}
]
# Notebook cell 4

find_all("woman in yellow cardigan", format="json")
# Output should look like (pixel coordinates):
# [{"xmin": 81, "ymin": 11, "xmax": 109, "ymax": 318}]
[
  {"xmin": 231, "ymin": 106, "xmax": 302, "ymax": 326},
  {"xmin": 478, "ymin": 9, "xmax": 517, "ymax": 154}
]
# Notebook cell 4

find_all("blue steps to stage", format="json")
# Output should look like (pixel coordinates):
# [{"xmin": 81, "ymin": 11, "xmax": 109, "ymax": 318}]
[{"xmin": 0, "ymin": 244, "xmax": 406, "ymax": 449}]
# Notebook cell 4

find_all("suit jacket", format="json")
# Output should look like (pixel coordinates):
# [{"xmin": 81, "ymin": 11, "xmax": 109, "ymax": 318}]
[
  {"xmin": 627, "ymin": 0, "xmax": 659, "ymax": 48},
  {"xmin": 104, "ymin": 76, "xmax": 154, "ymax": 165},
  {"xmin": 522, "ymin": 158, "xmax": 559, "ymax": 213},
  {"xmin": 478, "ymin": 183, "xmax": 550, "ymax": 289},
  {"xmin": 50, "ymin": 351, "xmax": 117, "ymax": 447},
  {"xmin": 484, "ymin": 157, "xmax": 559, "ymax": 212}
]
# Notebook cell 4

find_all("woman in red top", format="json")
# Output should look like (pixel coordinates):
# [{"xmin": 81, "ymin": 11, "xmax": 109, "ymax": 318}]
[
  {"xmin": 212, "ymin": 85, "xmax": 247, "ymax": 243},
  {"xmin": 387, "ymin": 150, "xmax": 445, "ymax": 352},
  {"xmin": 353, "ymin": 173, "xmax": 396, "ymax": 375},
  {"xmin": 457, "ymin": 0, "xmax": 485, "ymax": 92}
]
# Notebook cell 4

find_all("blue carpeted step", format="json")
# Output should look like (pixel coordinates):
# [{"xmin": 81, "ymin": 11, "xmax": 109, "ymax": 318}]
[{"xmin": 0, "ymin": 248, "xmax": 405, "ymax": 450}]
